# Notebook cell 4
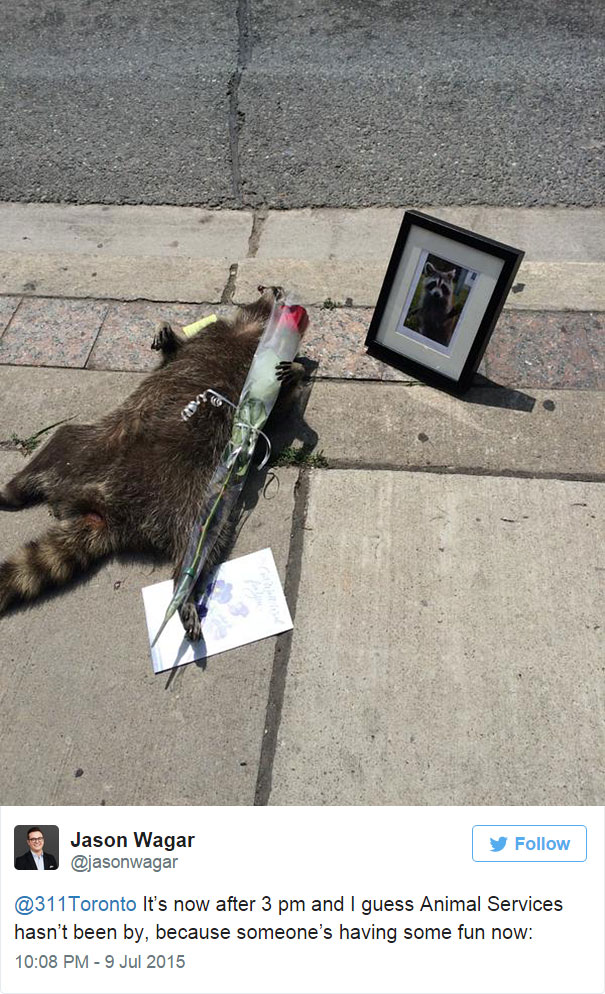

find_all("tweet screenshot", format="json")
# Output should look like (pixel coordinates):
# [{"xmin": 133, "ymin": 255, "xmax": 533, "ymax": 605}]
[{"xmin": 1, "ymin": 806, "xmax": 603, "ymax": 994}]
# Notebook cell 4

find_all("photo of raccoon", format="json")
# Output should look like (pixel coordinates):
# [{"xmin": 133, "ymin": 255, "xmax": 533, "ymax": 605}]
[
  {"xmin": 0, "ymin": 288, "xmax": 303, "ymax": 642},
  {"xmin": 403, "ymin": 254, "xmax": 477, "ymax": 348}
]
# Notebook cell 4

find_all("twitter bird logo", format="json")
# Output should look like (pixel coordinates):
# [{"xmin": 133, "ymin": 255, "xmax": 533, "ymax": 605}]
[{"xmin": 490, "ymin": 836, "xmax": 507, "ymax": 852}]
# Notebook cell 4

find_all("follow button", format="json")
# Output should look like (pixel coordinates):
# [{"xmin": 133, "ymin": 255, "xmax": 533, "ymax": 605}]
[{"xmin": 472, "ymin": 824, "xmax": 587, "ymax": 862}]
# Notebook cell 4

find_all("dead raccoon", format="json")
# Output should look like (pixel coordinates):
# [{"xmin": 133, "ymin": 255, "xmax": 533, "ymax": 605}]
[
  {"xmin": 0, "ymin": 288, "xmax": 303, "ymax": 641},
  {"xmin": 417, "ymin": 260, "xmax": 457, "ymax": 346}
]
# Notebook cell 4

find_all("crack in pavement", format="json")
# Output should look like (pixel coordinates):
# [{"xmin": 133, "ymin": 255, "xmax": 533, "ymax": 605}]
[
  {"xmin": 228, "ymin": 0, "xmax": 252, "ymax": 207},
  {"xmin": 254, "ymin": 467, "xmax": 310, "ymax": 805}
]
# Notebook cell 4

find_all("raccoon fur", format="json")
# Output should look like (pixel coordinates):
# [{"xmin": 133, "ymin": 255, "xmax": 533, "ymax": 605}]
[
  {"xmin": 0, "ymin": 288, "xmax": 302, "ymax": 641},
  {"xmin": 417, "ymin": 261, "xmax": 457, "ymax": 347}
]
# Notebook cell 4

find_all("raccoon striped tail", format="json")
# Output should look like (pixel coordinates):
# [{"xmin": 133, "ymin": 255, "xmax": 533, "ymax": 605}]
[{"xmin": 0, "ymin": 515, "xmax": 113, "ymax": 615}]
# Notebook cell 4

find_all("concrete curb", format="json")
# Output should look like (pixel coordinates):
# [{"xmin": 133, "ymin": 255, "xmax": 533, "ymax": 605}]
[{"xmin": 1, "ymin": 203, "xmax": 604, "ymax": 309}]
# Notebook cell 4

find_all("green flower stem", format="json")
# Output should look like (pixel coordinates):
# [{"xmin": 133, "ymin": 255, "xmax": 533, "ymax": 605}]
[{"xmin": 188, "ymin": 457, "xmax": 238, "ymax": 586}]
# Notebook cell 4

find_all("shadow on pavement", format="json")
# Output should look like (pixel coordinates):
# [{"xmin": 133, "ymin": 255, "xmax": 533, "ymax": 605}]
[{"xmin": 465, "ymin": 374, "xmax": 536, "ymax": 412}]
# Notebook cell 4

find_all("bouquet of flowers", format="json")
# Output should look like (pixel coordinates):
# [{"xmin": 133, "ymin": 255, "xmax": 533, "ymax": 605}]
[{"xmin": 152, "ymin": 295, "xmax": 309, "ymax": 645}]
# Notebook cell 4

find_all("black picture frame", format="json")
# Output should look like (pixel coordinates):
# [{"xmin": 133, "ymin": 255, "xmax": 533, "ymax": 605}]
[{"xmin": 365, "ymin": 210, "xmax": 524, "ymax": 393}]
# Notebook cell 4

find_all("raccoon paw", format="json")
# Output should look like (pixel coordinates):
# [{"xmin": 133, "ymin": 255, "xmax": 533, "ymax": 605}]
[
  {"xmin": 179, "ymin": 601, "xmax": 203, "ymax": 642},
  {"xmin": 151, "ymin": 322, "xmax": 177, "ymax": 353},
  {"xmin": 275, "ymin": 360, "xmax": 305, "ymax": 384}
]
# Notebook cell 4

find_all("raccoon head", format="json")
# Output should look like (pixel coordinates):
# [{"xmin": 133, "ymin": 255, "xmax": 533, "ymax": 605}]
[{"xmin": 424, "ymin": 262, "xmax": 456, "ymax": 301}]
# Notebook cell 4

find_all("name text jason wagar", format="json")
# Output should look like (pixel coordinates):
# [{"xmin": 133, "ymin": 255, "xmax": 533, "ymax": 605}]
[{"xmin": 71, "ymin": 833, "xmax": 195, "ymax": 851}]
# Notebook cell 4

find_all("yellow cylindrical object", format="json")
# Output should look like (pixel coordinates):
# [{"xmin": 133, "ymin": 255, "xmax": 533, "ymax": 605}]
[{"xmin": 182, "ymin": 313, "xmax": 218, "ymax": 338}]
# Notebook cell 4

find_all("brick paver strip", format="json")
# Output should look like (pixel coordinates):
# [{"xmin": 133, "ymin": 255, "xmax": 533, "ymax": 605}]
[
  {"xmin": 0, "ymin": 295, "xmax": 602, "ymax": 390},
  {"xmin": 303, "ymin": 307, "xmax": 384, "ymax": 379},
  {"xmin": 87, "ymin": 300, "xmax": 209, "ymax": 372},
  {"xmin": 584, "ymin": 315, "xmax": 605, "ymax": 385},
  {"xmin": 485, "ymin": 311, "xmax": 601, "ymax": 389},
  {"xmin": 0, "ymin": 297, "xmax": 108, "ymax": 368}
]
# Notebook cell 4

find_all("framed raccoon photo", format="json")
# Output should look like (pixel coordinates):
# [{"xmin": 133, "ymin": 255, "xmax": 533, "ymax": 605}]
[{"xmin": 365, "ymin": 210, "xmax": 524, "ymax": 392}]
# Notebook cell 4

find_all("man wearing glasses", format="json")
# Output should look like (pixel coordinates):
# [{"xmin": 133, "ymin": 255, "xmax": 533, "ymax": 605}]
[{"xmin": 15, "ymin": 828, "xmax": 58, "ymax": 870}]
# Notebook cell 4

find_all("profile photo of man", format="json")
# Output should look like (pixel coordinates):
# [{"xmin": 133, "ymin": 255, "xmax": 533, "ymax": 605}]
[{"xmin": 15, "ymin": 827, "xmax": 58, "ymax": 870}]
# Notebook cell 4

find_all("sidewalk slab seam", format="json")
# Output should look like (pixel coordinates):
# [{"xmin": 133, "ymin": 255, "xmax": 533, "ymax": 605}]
[
  {"xmin": 0, "ymin": 296, "xmax": 24, "ymax": 341},
  {"xmin": 254, "ymin": 468, "xmax": 310, "ymax": 806}
]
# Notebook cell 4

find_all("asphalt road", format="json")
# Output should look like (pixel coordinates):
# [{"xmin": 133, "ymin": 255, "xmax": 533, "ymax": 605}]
[{"xmin": 1, "ymin": 0, "xmax": 603, "ymax": 208}]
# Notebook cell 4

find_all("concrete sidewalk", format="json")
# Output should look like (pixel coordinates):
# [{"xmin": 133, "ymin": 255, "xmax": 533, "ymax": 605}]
[
  {"xmin": 0, "ymin": 372, "xmax": 602, "ymax": 807},
  {"xmin": 0, "ymin": 205, "xmax": 603, "ymax": 806}
]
